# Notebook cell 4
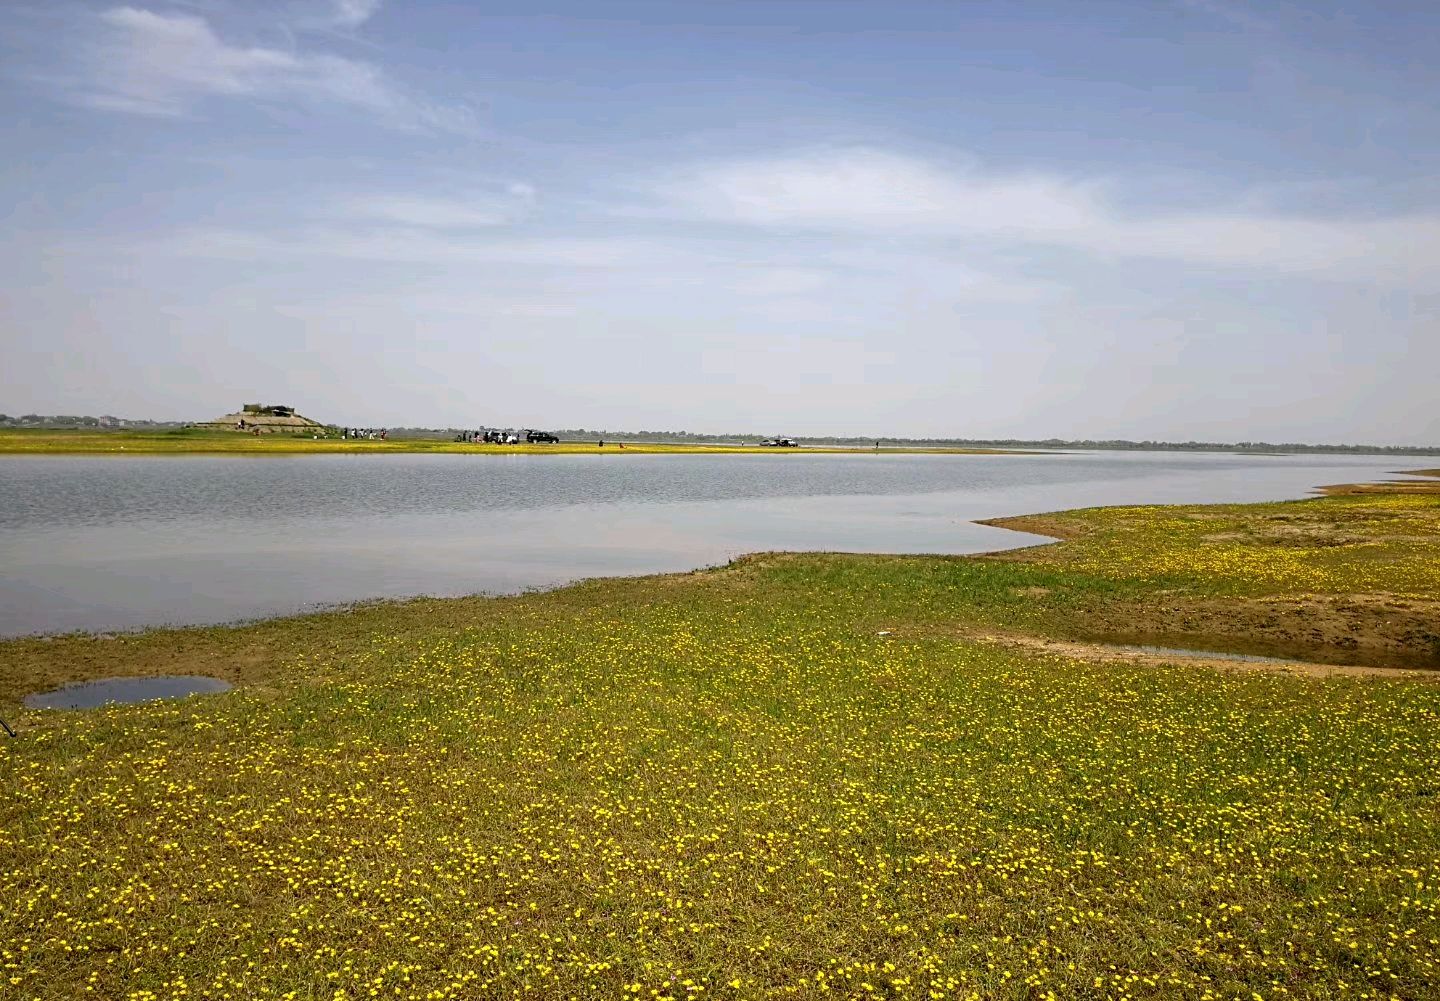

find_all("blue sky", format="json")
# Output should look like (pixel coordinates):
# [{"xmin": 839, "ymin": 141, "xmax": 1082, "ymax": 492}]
[{"xmin": 2, "ymin": 0, "xmax": 1436, "ymax": 441}]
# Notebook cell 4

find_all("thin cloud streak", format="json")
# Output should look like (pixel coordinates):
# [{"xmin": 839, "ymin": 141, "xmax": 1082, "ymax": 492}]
[
  {"xmin": 55, "ymin": 5, "xmax": 472, "ymax": 133},
  {"xmin": 648, "ymin": 148, "xmax": 1440, "ymax": 289},
  {"xmin": 334, "ymin": 185, "xmax": 538, "ymax": 229},
  {"xmin": 126, "ymin": 215, "xmax": 1054, "ymax": 306},
  {"xmin": 324, "ymin": 0, "xmax": 383, "ymax": 29},
  {"xmin": 150, "ymin": 226, "xmax": 679, "ymax": 268}
]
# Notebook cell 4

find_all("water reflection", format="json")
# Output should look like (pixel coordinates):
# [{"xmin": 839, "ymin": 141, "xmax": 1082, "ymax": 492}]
[
  {"xmin": 24, "ymin": 676, "xmax": 232, "ymax": 710},
  {"xmin": 0, "ymin": 451, "xmax": 1427, "ymax": 637}
]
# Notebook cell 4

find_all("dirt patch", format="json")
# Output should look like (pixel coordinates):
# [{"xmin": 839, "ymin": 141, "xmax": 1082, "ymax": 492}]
[
  {"xmin": 1062, "ymin": 592, "xmax": 1440, "ymax": 670},
  {"xmin": 968, "ymin": 631, "xmax": 1434, "ymax": 681},
  {"xmin": 977, "ymin": 512, "xmax": 1091, "ymax": 542},
  {"xmin": 974, "ymin": 516, "xmax": 1083, "ymax": 559},
  {"xmin": 1202, "ymin": 528, "xmax": 1369, "ymax": 548}
]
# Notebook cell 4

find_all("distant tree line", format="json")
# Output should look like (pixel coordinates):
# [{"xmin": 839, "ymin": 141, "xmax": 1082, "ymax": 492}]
[
  {"xmin": 543, "ymin": 430, "xmax": 1440, "ymax": 455},
  {"xmin": 0, "ymin": 414, "xmax": 186, "ymax": 429}
]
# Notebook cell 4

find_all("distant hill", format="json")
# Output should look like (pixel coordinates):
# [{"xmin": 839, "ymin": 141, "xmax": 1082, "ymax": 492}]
[{"xmin": 199, "ymin": 404, "xmax": 326, "ymax": 432}]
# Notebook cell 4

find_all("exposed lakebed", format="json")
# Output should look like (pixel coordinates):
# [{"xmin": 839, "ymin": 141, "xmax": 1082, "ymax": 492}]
[{"xmin": 0, "ymin": 450, "xmax": 1428, "ymax": 637}]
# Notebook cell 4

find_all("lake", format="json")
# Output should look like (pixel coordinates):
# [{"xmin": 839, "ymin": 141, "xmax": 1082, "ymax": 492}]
[{"xmin": 0, "ymin": 450, "xmax": 1426, "ymax": 637}]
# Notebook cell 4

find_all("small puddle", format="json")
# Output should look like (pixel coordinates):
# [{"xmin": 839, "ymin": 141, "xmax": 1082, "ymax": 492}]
[
  {"xmin": 1118, "ymin": 645, "xmax": 1298, "ymax": 665},
  {"xmin": 24, "ymin": 675, "xmax": 232, "ymax": 710}
]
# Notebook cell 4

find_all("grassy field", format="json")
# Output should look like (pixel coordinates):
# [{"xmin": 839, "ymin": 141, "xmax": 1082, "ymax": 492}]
[
  {"xmin": 0, "ymin": 428, "xmax": 1009, "ymax": 456},
  {"xmin": 1, "ymin": 474, "xmax": 1438, "ymax": 999}
]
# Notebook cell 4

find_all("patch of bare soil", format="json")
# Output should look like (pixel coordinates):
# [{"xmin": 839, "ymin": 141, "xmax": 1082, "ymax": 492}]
[
  {"xmin": 1231, "ymin": 508, "xmax": 1438, "ymax": 547},
  {"xmin": 974, "ymin": 514, "xmax": 1085, "ymax": 554},
  {"xmin": 979, "ymin": 512, "xmax": 1092, "ymax": 540},
  {"xmin": 1201, "ymin": 527, "xmax": 1370, "ymax": 547},
  {"xmin": 967, "ymin": 631, "xmax": 1434, "ymax": 681},
  {"xmin": 1064, "ymin": 592, "xmax": 1440, "ymax": 670}
]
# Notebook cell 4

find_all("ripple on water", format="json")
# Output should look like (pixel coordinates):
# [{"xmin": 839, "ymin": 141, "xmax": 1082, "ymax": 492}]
[{"xmin": 23, "ymin": 675, "xmax": 232, "ymax": 710}]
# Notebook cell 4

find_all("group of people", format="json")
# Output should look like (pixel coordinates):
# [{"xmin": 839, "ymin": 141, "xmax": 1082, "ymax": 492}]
[
  {"xmin": 456, "ymin": 429, "xmax": 520, "ymax": 444},
  {"xmin": 342, "ymin": 427, "xmax": 387, "ymax": 440}
]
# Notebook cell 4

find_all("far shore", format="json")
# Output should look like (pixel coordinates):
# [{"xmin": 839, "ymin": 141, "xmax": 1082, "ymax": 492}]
[{"xmin": 0, "ymin": 428, "xmax": 1023, "ymax": 456}]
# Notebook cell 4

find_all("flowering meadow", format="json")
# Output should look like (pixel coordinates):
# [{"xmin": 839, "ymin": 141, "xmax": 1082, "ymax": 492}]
[
  {"xmin": 3, "ymin": 483, "xmax": 1439, "ymax": 1000},
  {"xmin": 992, "ymin": 491, "xmax": 1440, "ymax": 598}
]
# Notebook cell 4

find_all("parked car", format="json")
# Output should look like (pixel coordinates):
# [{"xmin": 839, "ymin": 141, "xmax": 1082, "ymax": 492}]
[
  {"xmin": 526, "ymin": 430, "xmax": 560, "ymax": 444},
  {"xmin": 759, "ymin": 437, "xmax": 799, "ymax": 447}
]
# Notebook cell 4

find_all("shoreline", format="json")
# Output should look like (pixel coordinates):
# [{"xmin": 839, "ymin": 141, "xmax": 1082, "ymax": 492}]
[
  {"xmin": 3, "ymin": 468, "xmax": 1436, "ymax": 705},
  {"xmin": 1, "ymin": 461, "xmax": 1429, "ymax": 645}
]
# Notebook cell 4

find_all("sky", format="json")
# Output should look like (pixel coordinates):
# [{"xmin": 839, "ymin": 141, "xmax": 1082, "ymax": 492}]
[{"xmin": 1, "ymin": 0, "xmax": 1436, "ymax": 442}]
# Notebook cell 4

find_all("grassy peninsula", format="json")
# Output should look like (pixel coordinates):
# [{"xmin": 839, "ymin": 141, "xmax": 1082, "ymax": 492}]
[{"xmin": 1, "ymin": 473, "xmax": 1438, "ymax": 999}]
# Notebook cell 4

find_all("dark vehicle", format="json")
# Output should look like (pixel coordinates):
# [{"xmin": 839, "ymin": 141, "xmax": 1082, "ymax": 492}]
[
  {"xmin": 526, "ymin": 430, "xmax": 560, "ymax": 444},
  {"xmin": 759, "ymin": 437, "xmax": 799, "ymax": 447}
]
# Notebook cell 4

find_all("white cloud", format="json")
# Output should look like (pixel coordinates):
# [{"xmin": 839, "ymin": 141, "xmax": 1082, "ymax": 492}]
[
  {"xmin": 336, "ymin": 186, "xmax": 537, "ymax": 229},
  {"xmin": 1101, "ymin": 211, "xmax": 1440, "ymax": 286},
  {"xmin": 162, "ymin": 221, "xmax": 1026, "ymax": 300},
  {"xmin": 64, "ymin": 6, "xmax": 469, "ymax": 132},
  {"xmin": 119, "ymin": 167, "xmax": 1053, "ymax": 308},
  {"xmin": 326, "ymin": 0, "xmax": 382, "ymax": 29},
  {"xmin": 656, "ymin": 149, "xmax": 1103, "ymax": 238},
  {"xmin": 154, "ymin": 226, "xmax": 671, "ymax": 268},
  {"xmin": 650, "ymin": 147, "xmax": 1440, "ymax": 288}
]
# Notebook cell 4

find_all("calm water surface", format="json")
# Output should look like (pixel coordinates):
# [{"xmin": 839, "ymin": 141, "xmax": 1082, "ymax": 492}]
[
  {"xmin": 0, "ymin": 451, "xmax": 1425, "ymax": 636},
  {"xmin": 23, "ymin": 676, "xmax": 233, "ymax": 710}
]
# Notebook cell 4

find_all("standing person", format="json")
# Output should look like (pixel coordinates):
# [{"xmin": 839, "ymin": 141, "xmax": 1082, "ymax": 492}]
[{"xmin": 598, "ymin": 439, "xmax": 605, "ymax": 448}]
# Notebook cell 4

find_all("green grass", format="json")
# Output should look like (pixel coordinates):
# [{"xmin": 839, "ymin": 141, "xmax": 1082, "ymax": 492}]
[
  {"xmin": 2, "ymin": 478, "xmax": 1439, "ymax": 999},
  {"xmin": 972, "ymin": 488, "xmax": 1440, "ymax": 666},
  {"xmin": 0, "ymin": 428, "xmax": 1010, "ymax": 456}
]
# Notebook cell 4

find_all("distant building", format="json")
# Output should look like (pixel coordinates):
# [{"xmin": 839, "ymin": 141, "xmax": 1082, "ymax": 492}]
[{"xmin": 201, "ymin": 403, "xmax": 325, "ymax": 433}]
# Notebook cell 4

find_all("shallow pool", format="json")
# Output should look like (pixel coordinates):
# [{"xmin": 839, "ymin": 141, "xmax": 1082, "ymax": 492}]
[{"xmin": 24, "ymin": 675, "xmax": 232, "ymax": 710}]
